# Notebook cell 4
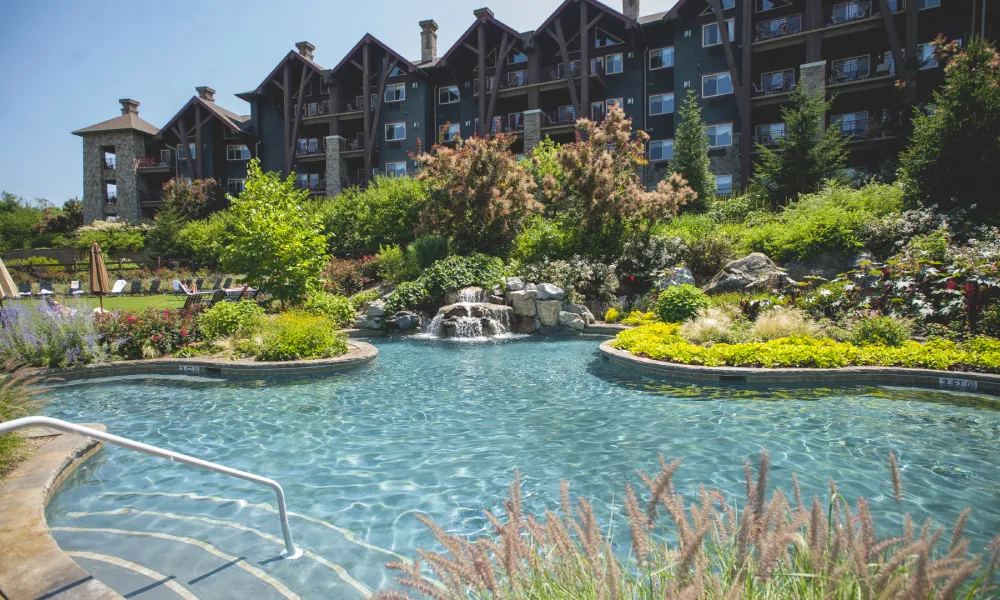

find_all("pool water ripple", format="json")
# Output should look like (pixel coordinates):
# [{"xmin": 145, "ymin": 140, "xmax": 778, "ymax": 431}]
[{"xmin": 44, "ymin": 337, "xmax": 1000, "ymax": 597}]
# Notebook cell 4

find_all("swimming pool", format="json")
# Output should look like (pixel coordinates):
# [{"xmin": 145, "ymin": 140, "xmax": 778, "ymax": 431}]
[{"xmin": 44, "ymin": 337, "xmax": 1000, "ymax": 599}]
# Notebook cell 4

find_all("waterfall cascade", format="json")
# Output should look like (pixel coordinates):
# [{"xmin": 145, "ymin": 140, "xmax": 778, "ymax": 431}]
[{"xmin": 425, "ymin": 288, "xmax": 515, "ymax": 339}]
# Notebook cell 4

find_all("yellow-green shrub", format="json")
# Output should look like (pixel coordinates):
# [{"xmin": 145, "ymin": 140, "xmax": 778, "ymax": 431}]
[
  {"xmin": 604, "ymin": 307, "xmax": 621, "ymax": 323},
  {"xmin": 256, "ymin": 313, "xmax": 349, "ymax": 361}
]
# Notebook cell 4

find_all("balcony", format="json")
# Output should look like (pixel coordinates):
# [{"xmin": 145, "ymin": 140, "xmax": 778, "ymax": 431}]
[
  {"xmin": 754, "ymin": 14, "xmax": 803, "ymax": 42},
  {"xmin": 538, "ymin": 59, "xmax": 605, "ymax": 84},
  {"xmin": 753, "ymin": 129, "xmax": 785, "ymax": 147},
  {"xmin": 301, "ymin": 101, "xmax": 333, "ymax": 119},
  {"xmin": 542, "ymin": 107, "xmax": 577, "ymax": 129},
  {"xmin": 294, "ymin": 139, "xmax": 326, "ymax": 160},
  {"xmin": 136, "ymin": 156, "xmax": 173, "ymax": 171},
  {"xmin": 341, "ymin": 94, "xmax": 377, "ymax": 114},
  {"xmin": 140, "ymin": 190, "xmax": 165, "ymax": 205},
  {"xmin": 829, "ymin": 58, "xmax": 871, "ymax": 84},
  {"xmin": 825, "ymin": 0, "xmax": 874, "ymax": 27},
  {"xmin": 753, "ymin": 70, "xmax": 796, "ymax": 97},
  {"xmin": 295, "ymin": 178, "xmax": 326, "ymax": 193}
]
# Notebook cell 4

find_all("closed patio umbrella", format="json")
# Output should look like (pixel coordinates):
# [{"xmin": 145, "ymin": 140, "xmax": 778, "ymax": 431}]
[
  {"xmin": 0, "ymin": 257, "xmax": 16, "ymax": 308},
  {"xmin": 89, "ymin": 242, "xmax": 111, "ymax": 312}
]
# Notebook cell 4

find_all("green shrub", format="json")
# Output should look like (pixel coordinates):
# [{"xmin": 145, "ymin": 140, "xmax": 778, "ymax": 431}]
[
  {"xmin": 348, "ymin": 289, "xmax": 382, "ymax": 310},
  {"xmin": 509, "ymin": 215, "xmax": 582, "ymax": 264},
  {"xmin": 256, "ymin": 313, "xmax": 348, "ymax": 361},
  {"xmin": 75, "ymin": 220, "xmax": 148, "ymax": 253},
  {"xmin": 898, "ymin": 227, "xmax": 951, "ymax": 263},
  {"xmin": 603, "ymin": 307, "xmax": 621, "ymax": 323},
  {"xmin": 516, "ymin": 257, "xmax": 618, "ymax": 303},
  {"xmin": 313, "ymin": 175, "xmax": 426, "ymax": 252},
  {"xmin": 374, "ymin": 244, "xmax": 419, "ymax": 284},
  {"xmin": 409, "ymin": 235, "xmax": 450, "ymax": 270},
  {"xmin": 849, "ymin": 315, "xmax": 913, "ymax": 347},
  {"xmin": 655, "ymin": 284, "xmax": 708, "ymax": 323},
  {"xmin": 420, "ymin": 254, "xmax": 506, "ymax": 301},
  {"xmin": 620, "ymin": 310, "xmax": 658, "ymax": 326},
  {"xmin": 301, "ymin": 292, "xmax": 355, "ymax": 328},
  {"xmin": 383, "ymin": 280, "xmax": 430, "ymax": 314},
  {"xmin": 198, "ymin": 299, "xmax": 266, "ymax": 340}
]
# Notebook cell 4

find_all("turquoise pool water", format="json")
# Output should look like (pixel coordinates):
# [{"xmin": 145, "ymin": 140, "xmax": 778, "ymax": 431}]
[{"xmin": 44, "ymin": 337, "xmax": 1000, "ymax": 599}]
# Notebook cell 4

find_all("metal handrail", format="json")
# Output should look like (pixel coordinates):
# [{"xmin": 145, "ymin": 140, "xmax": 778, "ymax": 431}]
[{"xmin": 0, "ymin": 416, "xmax": 301, "ymax": 559}]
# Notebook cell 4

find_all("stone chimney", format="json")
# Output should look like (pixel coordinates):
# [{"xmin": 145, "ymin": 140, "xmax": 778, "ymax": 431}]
[
  {"xmin": 623, "ymin": 0, "xmax": 639, "ymax": 21},
  {"xmin": 473, "ymin": 7, "xmax": 494, "ymax": 21},
  {"xmin": 119, "ymin": 98, "xmax": 140, "ymax": 115},
  {"xmin": 419, "ymin": 20, "xmax": 438, "ymax": 63},
  {"xmin": 196, "ymin": 86, "xmax": 216, "ymax": 102},
  {"xmin": 295, "ymin": 41, "xmax": 316, "ymax": 60}
]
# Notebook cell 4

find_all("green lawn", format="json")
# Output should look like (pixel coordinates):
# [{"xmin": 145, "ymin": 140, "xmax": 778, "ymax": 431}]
[{"xmin": 19, "ymin": 294, "xmax": 186, "ymax": 312}]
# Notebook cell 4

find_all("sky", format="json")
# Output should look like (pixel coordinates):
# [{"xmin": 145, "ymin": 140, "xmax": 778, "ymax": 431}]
[{"xmin": 0, "ymin": 0, "xmax": 679, "ymax": 206}]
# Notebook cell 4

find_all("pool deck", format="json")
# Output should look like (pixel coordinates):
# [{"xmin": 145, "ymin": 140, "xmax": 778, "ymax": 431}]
[
  {"xmin": 600, "ymin": 339, "xmax": 1000, "ymax": 396},
  {"xmin": 33, "ymin": 340, "xmax": 378, "ymax": 381},
  {"xmin": 0, "ymin": 424, "xmax": 123, "ymax": 599}
]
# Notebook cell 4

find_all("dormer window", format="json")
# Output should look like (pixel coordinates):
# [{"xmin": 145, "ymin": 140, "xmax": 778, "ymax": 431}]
[
  {"xmin": 594, "ymin": 28, "xmax": 624, "ymax": 48},
  {"xmin": 388, "ymin": 65, "xmax": 406, "ymax": 78},
  {"xmin": 507, "ymin": 50, "xmax": 528, "ymax": 65}
]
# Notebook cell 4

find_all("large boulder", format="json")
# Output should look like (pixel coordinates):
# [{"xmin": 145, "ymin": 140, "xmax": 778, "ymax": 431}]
[
  {"xmin": 510, "ymin": 290, "xmax": 538, "ymax": 317},
  {"xmin": 558, "ymin": 311, "xmax": 586, "ymax": 331},
  {"xmin": 386, "ymin": 311, "xmax": 419, "ymax": 330},
  {"xmin": 505, "ymin": 277, "xmax": 525, "ymax": 292},
  {"xmin": 564, "ymin": 303, "xmax": 596, "ymax": 325},
  {"xmin": 440, "ymin": 303, "xmax": 471, "ymax": 319},
  {"xmin": 366, "ymin": 300, "xmax": 386, "ymax": 318},
  {"xmin": 536, "ymin": 299, "xmax": 563, "ymax": 326},
  {"xmin": 703, "ymin": 253, "xmax": 796, "ymax": 294},
  {"xmin": 357, "ymin": 316, "xmax": 382, "ymax": 329},
  {"xmin": 536, "ymin": 283, "xmax": 566, "ymax": 301},
  {"xmin": 512, "ymin": 316, "xmax": 541, "ymax": 334},
  {"xmin": 783, "ymin": 251, "xmax": 874, "ymax": 282},
  {"xmin": 655, "ymin": 266, "xmax": 695, "ymax": 290}
]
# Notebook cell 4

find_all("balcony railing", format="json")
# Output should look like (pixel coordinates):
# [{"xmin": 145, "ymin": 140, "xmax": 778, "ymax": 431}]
[
  {"xmin": 302, "ymin": 101, "xmax": 332, "ymax": 118},
  {"xmin": 136, "ymin": 156, "xmax": 173, "ymax": 169},
  {"xmin": 295, "ymin": 178, "xmax": 326, "ymax": 192},
  {"xmin": 754, "ymin": 71, "xmax": 796, "ymax": 96},
  {"xmin": 834, "ymin": 116, "xmax": 869, "ymax": 138},
  {"xmin": 342, "ymin": 94, "xmax": 377, "ymax": 113},
  {"xmin": 542, "ymin": 107, "xmax": 577, "ymax": 127},
  {"xmin": 507, "ymin": 113, "xmax": 525, "ymax": 132},
  {"xmin": 502, "ymin": 70, "xmax": 528, "ymax": 89},
  {"xmin": 754, "ymin": 14, "xmax": 803, "ymax": 41},
  {"xmin": 826, "ymin": 0, "xmax": 874, "ymax": 26},
  {"xmin": 538, "ymin": 59, "xmax": 605, "ymax": 83},
  {"xmin": 829, "ymin": 59, "xmax": 871, "ymax": 83},
  {"xmin": 294, "ymin": 140, "xmax": 326, "ymax": 156},
  {"xmin": 753, "ymin": 129, "xmax": 785, "ymax": 147},
  {"xmin": 140, "ymin": 191, "xmax": 165, "ymax": 204}
]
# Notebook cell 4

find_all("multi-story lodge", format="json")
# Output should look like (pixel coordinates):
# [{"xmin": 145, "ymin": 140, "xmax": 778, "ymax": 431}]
[{"xmin": 73, "ymin": 0, "xmax": 993, "ymax": 223}]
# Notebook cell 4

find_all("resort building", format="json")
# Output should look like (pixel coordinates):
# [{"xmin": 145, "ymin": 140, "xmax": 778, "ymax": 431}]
[{"xmin": 73, "ymin": 0, "xmax": 994, "ymax": 222}]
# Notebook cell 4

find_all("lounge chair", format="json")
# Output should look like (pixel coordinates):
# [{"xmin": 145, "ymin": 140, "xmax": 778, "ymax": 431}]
[
  {"xmin": 128, "ymin": 279, "xmax": 142, "ymax": 294},
  {"xmin": 17, "ymin": 282, "xmax": 32, "ymax": 298},
  {"xmin": 38, "ymin": 281, "xmax": 55, "ymax": 296},
  {"xmin": 172, "ymin": 280, "xmax": 213, "ymax": 296},
  {"xmin": 147, "ymin": 279, "xmax": 161, "ymax": 294},
  {"xmin": 109, "ymin": 280, "xmax": 128, "ymax": 295},
  {"xmin": 210, "ymin": 278, "xmax": 223, "ymax": 291},
  {"xmin": 69, "ymin": 281, "xmax": 85, "ymax": 296},
  {"xmin": 194, "ymin": 278, "xmax": 205, "ymax": 291},
  {"xmin": 221, "ymin": 277, "xmax": 233, "ymax": 289}
]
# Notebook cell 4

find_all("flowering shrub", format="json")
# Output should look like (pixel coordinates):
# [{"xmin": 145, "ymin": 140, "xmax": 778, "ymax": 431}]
[
  {"xmin": 97, "ymin": 307, "xmax": 202, "ymax": 360},
  {"xmin": 74, "ymin": 220, "xmax": 149, "ymax": 253},
  {"xmin": 516, "ymin": 257, "xmax": 618, "ymax": 303},
  {"xmin": 322, "ymin": 256, "xmax": 376, "ymax": 296},
  {"xmin": 0, "ymin": 301, "xmax": 106, "ymax": 367},
  {"xmin": 256, "ymin": 313, "xmax": 348, "ymax": 361}
]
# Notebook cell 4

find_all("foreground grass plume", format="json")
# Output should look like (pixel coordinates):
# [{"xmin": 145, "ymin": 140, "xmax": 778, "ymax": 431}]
[{"xmin": 376, "ymin": 451, "xmax": 999, "ymax": 599}]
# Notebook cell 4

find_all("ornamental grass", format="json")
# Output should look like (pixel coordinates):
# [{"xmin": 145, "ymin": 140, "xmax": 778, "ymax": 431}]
[{"xmin": 376, "ymin": 451, "xmax": 999, "ymax": 600}]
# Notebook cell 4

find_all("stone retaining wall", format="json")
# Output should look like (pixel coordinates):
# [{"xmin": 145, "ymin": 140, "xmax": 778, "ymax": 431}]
[{"xmin": 600, "ymin": 340, "xmax": 1000, "ymax": 397}]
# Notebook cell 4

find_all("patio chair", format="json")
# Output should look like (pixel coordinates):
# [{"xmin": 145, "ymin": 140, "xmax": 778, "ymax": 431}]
[
  {"xmin": 38, "ymin": 281, "xmax": 55, "ymax": 296},
  {"xmin": 109, "ymin": 280, "xmax": 128, "ymax": 295},
  {"xmin": 172, "ymin": 280, "xmax": 213, "ymax": 297},
  {"xmin": 195, "ymin": 278, "xmax": 205, "ymax": 290},
  {"xmin": 147, "ymin": 279, "xmax": 161, "ymax": 294},
  {"xmin": 208, "ymin": 288, "xmax": 228, "ymax": 306},
  {"xmin": 17, "ymin": 282, "xmax": 32, "ymax": 298},
  {"xmin": 69, "ymin": 281, "xmax": 85, "ymax": 296},
  {"xmin": 183, "ymin": 294, "xmax": 206, "ymax": 309},
  {"xmin": 210, "ymin": 278, "xmax": 223, "ymax": 291},
  {"xmin": 128, "ymin": 279, "xmax": 142, "ymax": 294},
  {"xmin": 221, "ymin": 277, "xmax": 233, "ymax": 289}
]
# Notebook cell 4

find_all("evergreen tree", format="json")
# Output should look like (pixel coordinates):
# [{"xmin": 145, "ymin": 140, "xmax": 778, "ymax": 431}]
[
  {"xmin": 753, "ymin": 86, "xmax": 848, "ymax": 204},
  {"xmin": 899, "ymin": 37, "xmax": 1000, "ymax": 221},
  {"xmin": 669, "ymin": 89, "xmax": 715, "ymax": 210}
]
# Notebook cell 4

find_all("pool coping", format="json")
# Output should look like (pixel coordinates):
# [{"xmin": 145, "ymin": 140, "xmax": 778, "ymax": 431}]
[
  {"xmin": 32, "ymin": 340, "xmax": 378, "ymax": 381},
  {"xmin": 0, "ymin": 424, "xmax": 124, "ymax": 599},
  {"xmin": 599, "ymin": 339, "xmax": 1000, "ymax": 396}
]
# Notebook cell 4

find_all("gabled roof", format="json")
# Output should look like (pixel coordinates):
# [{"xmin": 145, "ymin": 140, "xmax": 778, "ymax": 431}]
[
  {"xmin": 329, "ymin": 34, "xmax": 419, "ymax": 77},
  {"xmin": 158, "ymin": 96, "xmax": 248, "ymax": 140},
  {"xmin": 438, "ymin": 13, "xmax": 525, "ymax": 66},
  {"xmin": 536, "ymin": 0, "xmax": 637, "ymax": 36},
  {"xmin": 250, "ymin": 50, "xmax": 325, "ymax": 95},
  {"xmin": 638, "ymin": 10, "xmax": 669, "ymax": 25},
  {"xmin": 72, "ymin": 112, "xmax": 159, "ymax": 137}
]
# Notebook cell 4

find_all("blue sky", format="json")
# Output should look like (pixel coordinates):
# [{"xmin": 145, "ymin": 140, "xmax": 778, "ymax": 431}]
[{"xmin": 0, "ymin": 0, "xmax": 678, "ymax": 206}]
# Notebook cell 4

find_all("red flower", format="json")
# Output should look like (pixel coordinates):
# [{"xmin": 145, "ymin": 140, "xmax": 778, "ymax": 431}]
[
  {"xmin": 126, "ymin": 317, "xmax": 136, "ymax": 323},
  {"xmin": 163, "ymin": 309, "xmax": 170, "ymax": 315},
  {"xmin": 180, "ymin": 330, "xmax": 188, "ymax": 337},
  {"xmin": 629, "ymin": 275, "xmax": 635, "ymax": 282},
  {"xmin": 946, "ymin": 279, "xmax": 958, "ymax": 290}
]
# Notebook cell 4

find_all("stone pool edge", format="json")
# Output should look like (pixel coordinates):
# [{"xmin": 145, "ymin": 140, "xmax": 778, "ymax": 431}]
[
  {"xmin": 0, "ymin": 424, "xmax": 123, "ymax": 600},
  {"xmin": 599, "ymin": 339, "xmax": 1000, "ymax": 396},
  {"xmin": 33, "ymin": 340, "xmax": 378, "ymax": 381}
]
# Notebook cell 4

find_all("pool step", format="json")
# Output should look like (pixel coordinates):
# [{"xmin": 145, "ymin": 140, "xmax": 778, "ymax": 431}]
[{"xmin": 66, "ymin": 551, "xmax": 200, "ymax": 600}]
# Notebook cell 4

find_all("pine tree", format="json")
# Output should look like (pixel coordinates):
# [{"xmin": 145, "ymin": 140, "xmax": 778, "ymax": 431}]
[
  {"xmin": 753, "ymin": 86, "xmax": 848, "ymax": 204},
  {"xmin": 669, "ymin": 89, "xmax": 715, "ymax": 211}
]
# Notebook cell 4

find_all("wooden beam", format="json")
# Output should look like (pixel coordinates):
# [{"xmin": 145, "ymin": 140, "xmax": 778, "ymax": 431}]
[
  {"xmin": 486, "ymin": 32, "xmax": 512, "ymax": 133},
  {"xmin": 462, "ymin": 42, "xmax": 480, "ymax": 55},
  {"xmin": 362, "ymin": 42, "xmax": 372, "ymax": 184},
  {"xmin": 194, "ymin": 103, "xmax": 204, "ymax": 179},
  {"xmin": 349, "ymin": 59, "xmax": 364, "ymax": 71},
  {"xmin": 477, "ymin": 21, "xmax": 487, "ymax": 135},
  {"xmin": 707, "ymin": 0, "xmax": 750, "ymax": 189},
  {"xmin": 282, "ymin": 63, "xmax": 291, "ymax": 176},
  {"xmin": 552, "ymin": 17, "xmax": 580, "ymax": 118},
  {"xmin": 586, "ymin": 12, "xmax": 603, "ymax": 31},
  {"xmin": 286, "ymin": 68, "xmax": 314, "ymax": 174},
  {"xmin": 368, "ymin": 55, "xmax": 397, "ymax": 154},
  {"xmin": 740, "ymin": 0, "xmax": 753, "ymax": 189},
  {"xmin": 903, "ymin": 0, "xmax": 918, "ymax": 105},
  {"xmin": 271, "ymin": 79, "xmax": 284, "ymax": 92},
  {"xmin": 580, "ymin": 0, "xmax": 590, "ymax": 114},
  {"xmin": 176, "ymin": 118, "xmax": 194, "ymax": 180},
  {"xmin": 877, "ymin": 0, "xmax": 907, "ymax": 94}
]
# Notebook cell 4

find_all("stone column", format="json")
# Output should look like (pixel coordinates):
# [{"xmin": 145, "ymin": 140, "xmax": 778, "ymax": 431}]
[
  {"xmin": 325, "ymin": 135, "xmax": 345, "ymax": 196},
  {"xmin": 523, "ymin": 109, "xmax": 542, "ymax": 154}
]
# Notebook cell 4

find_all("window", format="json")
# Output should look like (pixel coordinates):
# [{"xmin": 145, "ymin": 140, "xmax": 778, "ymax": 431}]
[
  {"xmin": 105, "ymin": 182, "xmax": 117, "ymax": 204},
  {"xmin": 179, "ymin": 143, "xmax": 196, "ymax": 160},
  {"xmin": 102, "ymin": 150, "xmax": 116, "ymax": 170},
  {"xmin": 442, "ymin": 123, "xmax": 461, "ymax": 141},
  {"xmin": 650, "ymin": 46, "xmax": 674, "ymax": 70},
  {"xmin": 224, "ymin": 127, "xmax": 241, "ymax": 139},
  {"xmin": 509, "ymin": 112, "xmax": 524, "ymax": 131},
  {"xmin": 296, "ymin": 138, "xmax": 321, "ymax": 155},
  {"xmin": 702, "ymin": 19, "xmax": 735, "ymax": 47},
  {"xmin": 508, "ymin": 50, "xmax": 528, "ymax": 65},
  {"xmin": 591, "ymin": 101, "xmax": 605, "ymax": 120},
  {"xmin": 228, "ymin": 179, "xmax": 246, "ymax": 194},
  {"xmin": 385, "ymin": 122, "xmax": 406, "ymax": 141},
  {"xmin": 702, "ymin": 72, "xmax": 733, "ymax": 97},
  {"xmin": 755, "ymin": 122, "xmax": 785, "ymax": 145},
  {"xmin": 605, "ymin": 53, "xmax": 623, "ymax": 74},
  {"xmin": 706, "ymin": 123, "xmax": 733, "ymax": 147},
  {"xmin": 917, "ymin": 43, "xmax": 938, "ymax": 69},
  {"xmin": 919, "ymin": 0, "xmax": 940, "ymax": 8},
  {"xmin": 439, "ymin": 86, "xmax": 460, "ymax": 104},
  {"xmin": 226, "ymin": 144, "xmax": 251, "ymax": 161},
  {"xmin": 649, "ymin": 93, "xmax": 674, "ymax": 115},
  {"xmin": 701, "ymin": 0, "xmax": 736, "ymax": 13},
  {"xmin": 832, "ymin": 111, "xmax": 868, "ymax": 136},
  {"xmin": 649, "ymin": 139, "xmax": 674, "ymax": 161},
  {"xmin": 385, "ymin": 83, "xmax": 405, "ymax": 102},
  {"xmin": 606, "ymin": 98, "xmax": 624, "ymax": 113},
  {"xmin": 715, "ymin": 174, "xmax": 734, "ymax": 195},
  {"xmin": 388, "ymin": 65, "xmax": 406, "ymax": 77},
  {"xmin": 594, "ymin": 28, "xmax": 624, "ymax": 48},
  {"xmin": 756, "ymin": 0, "xmax": 793, "ymax": 11},
  {"xmin": 386, "ymin": 162, "xmax": 407, "ymax": 177}
]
